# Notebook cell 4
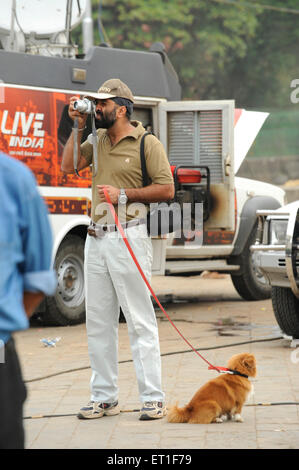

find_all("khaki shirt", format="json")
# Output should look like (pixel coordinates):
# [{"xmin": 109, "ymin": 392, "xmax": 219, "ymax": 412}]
[{"xmin": 81, "ymin": 121, "xmax": 174, "ymax": 223}]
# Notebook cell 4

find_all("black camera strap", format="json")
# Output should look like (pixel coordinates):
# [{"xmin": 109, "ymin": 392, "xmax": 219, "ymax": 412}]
[
  {"xmin": 73, "ymin": 112, "xmax": 98, "ymax": 178},
  {"xmin": 73, "ymin": 117, "xmax": 80, "ymax": 177},
  {"xmin": 91, "ymin": 113, "xmax": 98, "ymax": 178}
]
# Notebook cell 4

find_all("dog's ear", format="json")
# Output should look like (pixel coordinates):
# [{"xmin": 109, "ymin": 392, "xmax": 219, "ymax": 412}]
[{"xmin": 242, "ymin": 355, "xmax": 256, "ymax": 372}]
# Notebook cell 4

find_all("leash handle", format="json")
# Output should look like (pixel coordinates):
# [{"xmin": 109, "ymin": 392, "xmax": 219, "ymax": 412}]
[{"xmin": 103, "ymin": 188, "xmax": 221, "ymax": 372}]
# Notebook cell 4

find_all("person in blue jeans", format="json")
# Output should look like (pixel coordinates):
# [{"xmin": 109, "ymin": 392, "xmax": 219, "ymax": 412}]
[{"xmin": 0, "ymin": 152, "xmax": 57, "ymax": 449}]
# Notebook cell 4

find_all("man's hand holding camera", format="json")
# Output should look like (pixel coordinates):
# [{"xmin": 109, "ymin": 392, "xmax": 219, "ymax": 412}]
[{"xmin": 69, "ymin": 96, "xmax": 88, "ymax": 129}]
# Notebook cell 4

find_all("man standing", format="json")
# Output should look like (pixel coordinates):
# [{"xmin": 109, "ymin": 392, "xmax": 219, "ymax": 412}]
[
  {"xmin": 61, "ymin": 78, "xmax": 174, "ymax": 420},
  {"xmin": 0, "ymin": 152, "xmax": 57, "ymax": 449}
]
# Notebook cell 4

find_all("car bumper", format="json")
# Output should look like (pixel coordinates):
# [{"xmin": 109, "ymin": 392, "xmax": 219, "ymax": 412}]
[{"xmin": 252, "ymin": 249, "xmax": 291, "ymax": 288}]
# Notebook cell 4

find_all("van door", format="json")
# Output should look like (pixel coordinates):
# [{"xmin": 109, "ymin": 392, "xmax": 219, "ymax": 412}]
[{"xmin": 158, "ymin": 100, "xmax": 235, "ymax": 231}]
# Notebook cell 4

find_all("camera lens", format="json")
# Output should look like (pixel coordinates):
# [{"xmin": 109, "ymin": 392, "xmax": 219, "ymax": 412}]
[{"xmin": 73, "ymin": 99, "xmax": 94, "ymax": 114}]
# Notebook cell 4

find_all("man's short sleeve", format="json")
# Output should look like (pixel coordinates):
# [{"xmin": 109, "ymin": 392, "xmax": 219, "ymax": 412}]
[{"xmin": 144, "ymin": 135, "xmax": 174, "ymax": 185}]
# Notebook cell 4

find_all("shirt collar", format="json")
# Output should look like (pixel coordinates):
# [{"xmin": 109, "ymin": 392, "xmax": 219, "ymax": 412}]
[
  {"xmin": 102, "ymin": 120, "xmax": 144, "ymax": 141},
  {"xmin": 126, "ymin": 120, "xmax": 145, "ymax": 140}
]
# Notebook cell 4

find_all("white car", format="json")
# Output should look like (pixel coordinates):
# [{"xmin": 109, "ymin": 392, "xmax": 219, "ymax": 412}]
[{"xmin": 251, "ymin": 201, "xmax": 299, "ymax": 338}]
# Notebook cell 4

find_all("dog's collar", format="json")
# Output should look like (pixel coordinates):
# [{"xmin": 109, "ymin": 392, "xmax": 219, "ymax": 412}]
[
  {"xmin": 208, "ymin": 366, "xmax": 249, "ymax": 378},
  {"xmin": 228, "ymin": 369, "xmax": 249, "ymax": 379}
]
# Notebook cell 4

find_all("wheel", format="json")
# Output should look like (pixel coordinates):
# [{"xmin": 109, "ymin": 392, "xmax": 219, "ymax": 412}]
[
  {"xmin": 271, "ymin": 286, "xmax": 299, "ymax": 338},
  {"xmin": 42, "ymin": 235, "xmax": 86, "ymax": 326},
  {"xmin": 230, "ymin": 225, "xmax": 271, "ymax": 301}
]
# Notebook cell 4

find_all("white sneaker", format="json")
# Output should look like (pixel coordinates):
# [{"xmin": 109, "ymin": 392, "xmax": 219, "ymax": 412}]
[
  {"xmin": 77, "ymin": 400, "xmax": 120, "ymax": 419},
  {"xmin": 139, "ymin": 401, "xmax": 167, "ymax": 420}
]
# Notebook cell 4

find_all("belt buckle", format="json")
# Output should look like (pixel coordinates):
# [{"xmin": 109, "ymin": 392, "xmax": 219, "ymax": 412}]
[{"xmin": 87, "ymin": 227, "xmax": 97, "ymax": 237}]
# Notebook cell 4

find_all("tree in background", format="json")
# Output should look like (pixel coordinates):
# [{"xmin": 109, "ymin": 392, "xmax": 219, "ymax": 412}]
[
  {"xmin": 96, "ymin": 0, "xmax": 259, "ymax": 104},
  {"xmin": 226, "ymin": 0, "xmax": 299, "ymax": 109},
  {"xmin": 73, "ymin": 0, "xmax": 299, "ymax": 109},
  {"xmin": 72, "ymin": 0, "xmax": 299, "ymax": 158}
]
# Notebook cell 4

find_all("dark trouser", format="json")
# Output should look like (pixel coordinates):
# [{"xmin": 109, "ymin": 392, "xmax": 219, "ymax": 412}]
[{"xmin": 0, "ymin": 337, "xmax": 27, "ymax": 449}]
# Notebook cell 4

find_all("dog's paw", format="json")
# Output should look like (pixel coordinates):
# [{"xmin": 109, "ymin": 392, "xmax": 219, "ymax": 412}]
[
  {"xmin": 234, "ymin": 413, "xmax": 244, "ymax": 423},
  {"xmin": 215, "ymin": 417, "xmax": 223, "ymax": 423},
  {"xmin": 220, "ymin": 414, "xmax": 228, "ymax": 422}
]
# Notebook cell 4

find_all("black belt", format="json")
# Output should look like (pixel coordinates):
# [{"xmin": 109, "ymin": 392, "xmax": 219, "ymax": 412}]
[{"xmin": 87, "ymin": 218, "xmax": 147, "ymax": 238}]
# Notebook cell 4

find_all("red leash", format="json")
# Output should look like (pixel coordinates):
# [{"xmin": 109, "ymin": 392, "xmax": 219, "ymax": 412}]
[{"xmin": 103, "ymin": 188, "xmax": 222, "ymax": 373}]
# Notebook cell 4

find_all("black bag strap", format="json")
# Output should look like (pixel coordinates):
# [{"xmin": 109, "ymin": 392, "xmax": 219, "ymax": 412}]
[{"xmin": 140, "ymin": 132, "xmax": 151, "ymax": 187}]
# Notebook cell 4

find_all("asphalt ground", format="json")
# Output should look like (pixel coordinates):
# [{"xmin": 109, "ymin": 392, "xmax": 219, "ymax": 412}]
[{"xmin": 13, "ymin": 274, "xmax": 299, "ymax": 454}]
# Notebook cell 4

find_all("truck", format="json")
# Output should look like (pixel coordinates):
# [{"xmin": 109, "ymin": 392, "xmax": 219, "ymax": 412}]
[
  {"xmin": 250, "ymin": 202, "xmax": 299, "ymax": 338},
  {"xmin": 0, "ymin": 0, "xmax": 285, "ymax": 325}
]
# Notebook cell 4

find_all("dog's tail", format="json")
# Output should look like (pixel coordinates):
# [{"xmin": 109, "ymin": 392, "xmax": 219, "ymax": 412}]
[{"xmin": 167, "ymin": 401, "xmax": 192, "ymax": 423}]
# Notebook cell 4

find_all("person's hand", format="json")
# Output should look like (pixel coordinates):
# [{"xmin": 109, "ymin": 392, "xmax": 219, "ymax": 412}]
[
  {"xmin": 68, "ymin": 96, "xmax": 88, "ymax": 129},
  {"xmin": 97, "ymin": 185, "xmax": 121, "ymax": 204}
]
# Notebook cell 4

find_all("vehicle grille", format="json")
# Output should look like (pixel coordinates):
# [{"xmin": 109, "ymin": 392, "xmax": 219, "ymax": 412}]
[
  {"xmin": 278, "ymin": 258, "xmax": 299, "ymax": 267},
  {"xmin": 168, "ymin": 110, "xmax": 223, "ymax": 184}
]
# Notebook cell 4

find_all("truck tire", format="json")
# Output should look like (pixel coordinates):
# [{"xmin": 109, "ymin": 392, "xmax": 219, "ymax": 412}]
[
  {"xmin": 271, "ymin": 286, "xmax": 299, "ymax": 338},
  {"xmin": 230, "ymin": 225, "xmax": 271, "ymax": 301},
  {"xmin": 42, "ymin": 235, "xmax": 86, "ymax": 326}
]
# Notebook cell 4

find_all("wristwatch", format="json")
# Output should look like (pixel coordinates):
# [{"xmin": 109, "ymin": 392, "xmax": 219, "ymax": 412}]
[{"xmin": 118, "ymin": 188, "xmax": 128, "ymax": 205}]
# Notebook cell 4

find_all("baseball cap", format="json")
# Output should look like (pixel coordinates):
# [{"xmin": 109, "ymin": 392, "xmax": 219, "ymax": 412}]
[{"xmin": 84, "ymin": 78, "xmax": 135, "ymax": 103}]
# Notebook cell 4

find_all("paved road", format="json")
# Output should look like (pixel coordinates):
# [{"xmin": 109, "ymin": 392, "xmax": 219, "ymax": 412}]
[{"xmin": 14, "ymin": 274, "xmax": 299, "ymax": 451}]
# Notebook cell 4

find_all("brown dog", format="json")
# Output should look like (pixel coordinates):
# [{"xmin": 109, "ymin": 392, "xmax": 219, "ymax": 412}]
[{"xmin": 167, "ymin": 353, "xmax": 256, "ymax": 424}]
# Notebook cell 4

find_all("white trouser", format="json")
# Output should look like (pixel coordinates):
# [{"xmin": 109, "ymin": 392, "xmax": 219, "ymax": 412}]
[{"xmin": 84, "ymin": 223, "xmax": 165, "ymax": 404}]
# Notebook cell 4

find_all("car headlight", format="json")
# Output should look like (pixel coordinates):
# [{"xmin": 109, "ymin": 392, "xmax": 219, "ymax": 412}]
[{"xmin": 269, "ymin": 219, "xmax": 288, "ymax": 245}]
